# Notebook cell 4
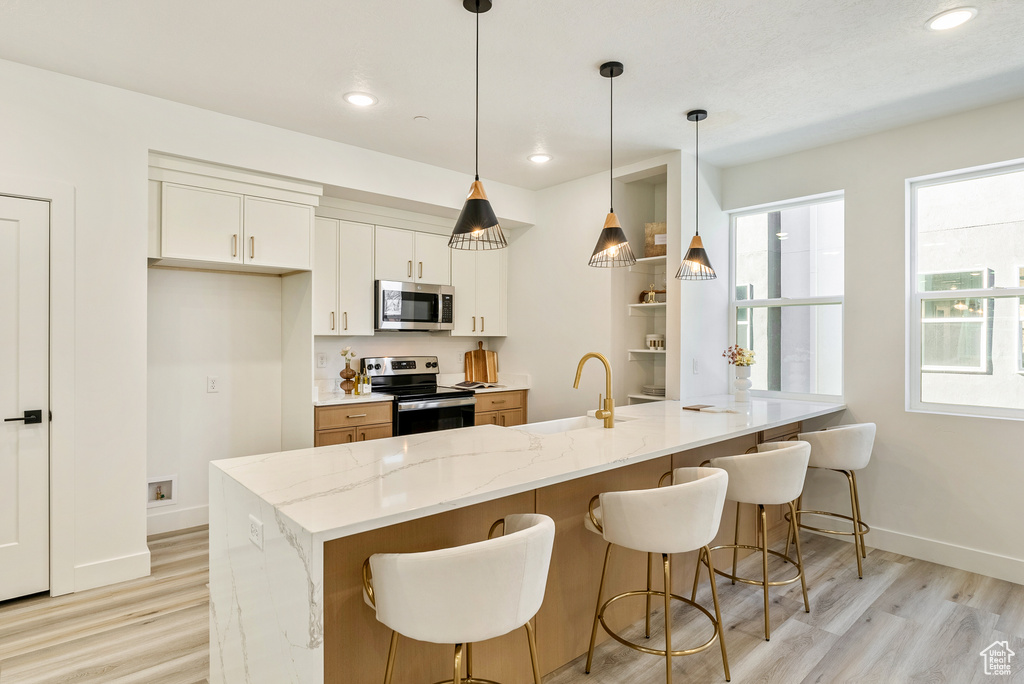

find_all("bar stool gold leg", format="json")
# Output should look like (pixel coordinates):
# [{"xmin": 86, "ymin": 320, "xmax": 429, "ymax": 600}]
[
  {"xmin": 784, "ymin": 494, "xmax": 800, "ymax": 561},
  {"xmin": 646, "ymin": 552, "xmax": 653, "ymax": 638},
  {"xmin": 525, "ymin": 621, "xmax": 542, "ymax": 684},
  {"xmin": 690, "ymin": 547, "xmax": 703, "ymax": 602},
  {"xmin": 732, "ymin": 501, "xmax": 741, "ymax": 585},
  {"xmin": 662, "ymin": 553, "xmax": 673, "ymax": 684},
  {"xmin": 760, "ymin": 505, "xmax": 770, "ymax": 641},
  {"xmin": 842, "ymin": 470, "xmax": 864, "ymax": 578},
  {"xmin": 703, "ymin": 546, "xmax": 731, "ymax": 682},
  {"xmin": 383, "ymin": 630, "xmax": 399, "ymax": 684},
  {"xmin": 466, "ymin": 642, "xmax": 473, "ymax": 679},
  {"xmin": 851, "ymin": 470, "xmax": 867, "ymax": 559},
  {"xmin": 789, "ymin": 501, "xmax": 810, "ymax": 612},
  {"xmin": 453, "ymin": 643, "xmax": 463, "ymax": 684},
  {"xmin": 586, "ymin": 542, "xmax": 613, "ymax": 674}
]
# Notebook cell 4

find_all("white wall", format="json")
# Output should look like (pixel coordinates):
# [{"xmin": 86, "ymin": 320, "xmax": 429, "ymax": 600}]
[
  {"xmin": 147, "ymin": 269, "xmax": 284, "ymax": 535},
  {"xmin": 0, "ymin": 56, "xmax": 535, "ymax": 593},
  {"xmin": 722, "ymin": 96, "xmax": 1024, "ymax": 583}
]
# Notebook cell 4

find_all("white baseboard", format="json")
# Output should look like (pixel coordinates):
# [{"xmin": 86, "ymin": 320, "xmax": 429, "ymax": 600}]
[
  {"xmin": 74, "ymin": 549, "xmax": 151, "ymax": 592},
  {"xmin": 147, "ymin": 504, "xmax": 209, "ymax": 536},
  {"xmin": 846, "ymin": 525, "xmax": 1024, "ymax": 585}
]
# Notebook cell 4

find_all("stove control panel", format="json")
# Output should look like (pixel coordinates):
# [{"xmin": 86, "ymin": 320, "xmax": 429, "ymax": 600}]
[{"xmin": 361, "ymin": 356, "xmax": 440, "ymax": 377}]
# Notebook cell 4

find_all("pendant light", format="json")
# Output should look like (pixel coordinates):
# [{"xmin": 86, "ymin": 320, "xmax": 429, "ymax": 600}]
[
  {"xmin": 676, "ymin": 109, "xmax": 716, "ymax": 280},
  {"xmin": 449, "ymin": 0, "xmax": 507, "ymax": 251},
  {"xmin": 588, "ymin": 61, "xmax": 636, "ymax": 268}
]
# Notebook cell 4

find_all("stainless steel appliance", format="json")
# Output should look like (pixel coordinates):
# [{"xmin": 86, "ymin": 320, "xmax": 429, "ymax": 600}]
[
  {"xmin": 375, "ymin": 280, "xmax": 455, "ymax": 332},
  {"xmin": 362, "ymin": 355, "xmax": 475, "ymax": 435}
]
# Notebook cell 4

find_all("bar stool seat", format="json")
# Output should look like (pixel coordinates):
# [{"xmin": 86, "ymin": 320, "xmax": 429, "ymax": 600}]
[
  {"xmin": 784, "ymin": 423, "xmax": 876, "ymax": 578},
  {"xmin": 584, "ymin": 466, "xmax": 731, "ymax": 684},
  {"xmin": 705, "ymin": 441, "xmax": 812, "ymax": 641},
  {"xmin": 362, "ymin": 513, "xmax": 555, "ymax": 684}
]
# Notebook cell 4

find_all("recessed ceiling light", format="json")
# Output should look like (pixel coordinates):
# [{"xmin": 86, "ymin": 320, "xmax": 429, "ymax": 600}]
[
  {"xmin": 343, "ymin": 92, "xmax": 378, "ymax": 107},
  {"xmin": 528, "ymin": 154, "xmax": 552, "ymax": 164},
  {"xmin": 926, "ymin": 7, "xmax": 977, "ymax": 31}
]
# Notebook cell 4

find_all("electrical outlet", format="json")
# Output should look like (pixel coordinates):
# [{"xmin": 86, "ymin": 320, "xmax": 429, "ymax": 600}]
[
  {"xmin": 334, "ymin": 378, "xmax": 342, "ymax": 392},
  {"xmin": 207, "ymin": 376, "xmax": 219, "ymax": 393},
  {"xmin": 692, "ymin": 359, "xmax": 700, "ymax": 375},
  {"xmin": 316, "ymin": 353, "xmax": 328, "ymax": 368},
  {"xmin": 248, "ymin": 514, "xmax": 264, "ymax": 549}
]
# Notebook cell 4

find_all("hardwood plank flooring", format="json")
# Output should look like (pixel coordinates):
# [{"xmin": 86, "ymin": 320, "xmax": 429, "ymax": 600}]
[{"xmin": 2, "ymin": 526, "xmax": 1023, "ymax": 683}]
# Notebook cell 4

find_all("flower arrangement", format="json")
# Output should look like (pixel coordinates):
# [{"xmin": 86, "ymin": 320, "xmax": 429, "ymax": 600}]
[
  {"xmin": 723, "ymin": 345, "xmax": 755, "ymax": 366},
  {"xmin": 340, "ymin": 347, "xmax": 357, "ymax": 364}
]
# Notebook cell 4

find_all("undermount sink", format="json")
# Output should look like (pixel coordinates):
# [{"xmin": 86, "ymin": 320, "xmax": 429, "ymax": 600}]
[{"xmin": 512, "ymin": 414, "xmax": 637, "ymax": 435}]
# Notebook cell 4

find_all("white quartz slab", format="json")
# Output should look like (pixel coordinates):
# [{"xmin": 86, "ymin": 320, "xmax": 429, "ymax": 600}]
[
  {"xmin": 436, "ymin": 371, "xmax": 531, "ymax": 393},
  {"xmin": 212, "ymin": 395, "xmax": 843, "ymax": 543},
  {"xmin": 312, "ymin": 391, "xmax": 393, "ymax": 407}
]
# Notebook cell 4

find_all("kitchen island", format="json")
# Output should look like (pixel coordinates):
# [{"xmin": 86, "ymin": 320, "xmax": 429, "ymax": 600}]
[{"xmin": 209, "ymin": 396, "xmax": 844, "ymax": 683}]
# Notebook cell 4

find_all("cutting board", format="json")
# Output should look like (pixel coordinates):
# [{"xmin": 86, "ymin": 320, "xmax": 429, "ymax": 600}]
[{"xmin": 464, "ymin": 342, "xmax": 498, "ymax": 383}]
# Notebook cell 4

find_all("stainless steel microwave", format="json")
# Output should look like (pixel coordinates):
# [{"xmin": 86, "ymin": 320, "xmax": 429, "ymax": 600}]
[{"xmin": 375, "ymin": 280, "xmax": 455, "ymax": 332}]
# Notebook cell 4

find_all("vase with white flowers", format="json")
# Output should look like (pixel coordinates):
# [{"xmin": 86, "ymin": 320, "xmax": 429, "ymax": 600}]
[
  {"xmin": 723, "ymin": 345, "xmax": 755, "ymax": 402},
  {"xmin": 340, "ymin": 347, "xmax": 357, "ymax": 394}
]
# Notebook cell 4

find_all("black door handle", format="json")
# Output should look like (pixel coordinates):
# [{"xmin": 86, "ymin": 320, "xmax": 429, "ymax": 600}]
[{"xmin": 4, "ymin": 410, "xmax": 42, "ymax": 424}]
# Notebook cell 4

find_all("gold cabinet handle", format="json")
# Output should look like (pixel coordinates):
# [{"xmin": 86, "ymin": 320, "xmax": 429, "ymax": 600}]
[
  {"xmin": 472, "ymin": 316, "xmax": 476, "ymax": 332},
  {"xmin": 330, "ymin": 312, "xmax": 335, "ymax": 331},
  {"xmin": 346, "ymin": 433, "xmax": 354, "ymax": 443},
  {"xmin": 347, "ymin": 413, "xmax": 367, "ymax": 419},
  {"xmin": 250, "ymin": 236, "xmax": 255, "ymax": 260},
  {"xmin": 481, "ymin": 316, "xmax": 485, "ymax": 333},
  {"xmin": 407, "ymin": 260, "xmax": 412, "ymax": 278},
  {"xmin": 492, "ymin": 400, "xmax": 506, "ymax": 405},
  {"xmin": 499, "ymin": 414, "xmax": 505, "ymax": 426},
  {"xmin": 418, "ymin": 261, "xmax": 423, "ymax": 279},
  {"xmin": 343, "ymin": 312, "xmax": 348, "ymax": 331},
  {"xmin": 232, "ymin": 234, "xmax": 238, "ymax": 257}
]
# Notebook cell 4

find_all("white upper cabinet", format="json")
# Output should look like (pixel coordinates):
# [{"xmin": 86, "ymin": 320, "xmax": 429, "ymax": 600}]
[
  {"xmin": 314, "ymin": 218, "xmax": 374, "ymax": 336},
  {"xmin": 243, "ymin": 197, "xmax": 313, "ymax": 270},
  {"xmin": 374, "ymin": 226, "xmax": 451, "ymax": 285},
  {"xmin": 161, "ymin": 183, "xmax": 244, "ymax": 264},
  {"xmin": 451, "ymin": 248, "xmax": 506, "ymax": 336}
]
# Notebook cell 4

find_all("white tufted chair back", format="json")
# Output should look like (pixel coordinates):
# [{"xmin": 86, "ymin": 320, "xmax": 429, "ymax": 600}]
[
  {"xmin": 598, "ymin": 467, "xmax": 728, "ymax": 554},
  {"xmin": 799, "ymin": 423, "xmax": 876, "ymax": 470},
  {"xmin": 369, "ymin": 513, "xmax": 554, "ymax": 644},
  {"xmin": 711, "ymin": 441, "xmax": 811, "ymax": 505}
]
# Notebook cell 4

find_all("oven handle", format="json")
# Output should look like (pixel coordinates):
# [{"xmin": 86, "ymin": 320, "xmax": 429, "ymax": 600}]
[{"xmin": 397, "ymin": 397, "xmax": 477, "ymax": 412}]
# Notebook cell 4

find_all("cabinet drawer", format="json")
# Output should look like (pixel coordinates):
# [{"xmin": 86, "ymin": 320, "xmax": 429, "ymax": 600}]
[
  {"xmin": 316, "ymin": 402, "xmax": 393, "ymax": 430},
  {"xmin": 355, "ymin": 423, "xmax": 392, "ymax": 442},
  {"xmin": 475, "ymin": 391, "xmax": 524, "ymax": 413},
  {"xmin": 316, "ymin": 428, "xmax": 355, "ymax": 447}
]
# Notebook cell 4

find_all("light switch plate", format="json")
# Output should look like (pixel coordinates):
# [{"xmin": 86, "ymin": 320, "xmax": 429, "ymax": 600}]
[
  {"xmin": 317, "ymin": 353, "xmax": 328, "ymax": 368},
  {"xmin": 207, "ymin": 376, "xmax": 219, "ymax": 393},
  {"xmin": 248, "ymin": 514, "xmax": 264, "ymax": 550}
]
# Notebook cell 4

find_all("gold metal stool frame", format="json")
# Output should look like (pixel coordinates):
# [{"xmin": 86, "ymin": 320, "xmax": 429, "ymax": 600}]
[
  {"xmin": 362, "ymin": 518, "xmax": 543, "ymax": 684},
  {"xmin": 784, "ymin": 466, "xmax": 869, "ymax": 578},
  {"xmin": 585, "ymin": 488, "xmax": 731, "ymax": 684},
  {"xmin": 705, "ymin": 499, "xmax": 810, "ymax": 641}
]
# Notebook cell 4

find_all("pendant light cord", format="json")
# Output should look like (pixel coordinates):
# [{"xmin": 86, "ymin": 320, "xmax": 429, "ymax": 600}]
[
  {"xmin": 474, "ymin": 5, "xmax": 480, "ymax": 181},
  {"xmin": 694, "ymin": 117, "xmax": 699, "ymax": 236},
  {"xmin": 609, "ymin": 73, "xmax": 614, "ymax": 213}
]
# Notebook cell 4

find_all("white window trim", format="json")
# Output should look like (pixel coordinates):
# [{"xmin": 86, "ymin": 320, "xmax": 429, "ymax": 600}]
[
  {"xmin": 906, "ymin": 160, "xmax": 1024, "ymax": 420},
  {"xmin": 728, "ymin": 192, "xmax": 845, "ymax": 403},
  {"xmin": 919, "ymin": 285, "xmax": 990, "ymax": 374}
]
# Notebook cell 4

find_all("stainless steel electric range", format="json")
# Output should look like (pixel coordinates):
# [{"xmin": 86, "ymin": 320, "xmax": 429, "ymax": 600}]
[{"xmin": 360, "ymin": 356, "xmax": 476, "ymax": 436}]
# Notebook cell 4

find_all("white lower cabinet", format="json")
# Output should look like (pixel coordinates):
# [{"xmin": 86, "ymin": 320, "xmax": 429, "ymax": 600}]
[
  {"xmin": 314, "ymin": 218, "xmax": 374, "ymax": 336},
  {"xmin": 451, "ymin": 249, "xmax": 506, "ymax": 336}
]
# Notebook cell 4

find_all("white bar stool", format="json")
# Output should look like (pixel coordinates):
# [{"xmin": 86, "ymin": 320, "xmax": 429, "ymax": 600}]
[
  {"xmin": 584, "ymin": 467, "xmax": 731, "ymax": 683},
  {"xmin": 705, "ymin": 441, "xmax": 811, "ymax": 641},
  {"xmin": 361, "ymin": 513, "xmax": 555, "ymax": 684},
  {"xmin": 784, "ymin": 423, "xmax": 876, "ymax": 578}
]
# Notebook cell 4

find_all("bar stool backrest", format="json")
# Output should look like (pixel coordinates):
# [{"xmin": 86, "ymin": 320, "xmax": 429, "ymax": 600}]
[
  {"xmin": 600, "ymin": 467, "xmax": 728, "ymax": 554},
  {"xmin": 369, "ymin": 513, "xmax": 555, "ymax": 644},
  {"xmin": 799, "ymin": 423, "xmax": 876, "ymax": 470},
  {"xmin": 711, "ymin": 441, "xmax": 811, "ymax": 505}
]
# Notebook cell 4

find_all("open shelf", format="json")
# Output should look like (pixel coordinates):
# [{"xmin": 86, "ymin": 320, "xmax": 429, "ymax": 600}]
[
  {"xmin": 628, "ymin": 302, "xmax": 666, "ymax": 316},
  {"xmin": 630, "ymin": 255, "xmax": 667, "ymax": 275},
  {"xmin": 628, "ymin": 348, "xmax": 666, "ymax": 361}
]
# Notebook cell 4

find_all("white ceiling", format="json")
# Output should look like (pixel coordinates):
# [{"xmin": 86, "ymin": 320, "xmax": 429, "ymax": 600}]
[{"xmin": 2, "ymin": 1, "xmax": 1024, "ymax": 190}]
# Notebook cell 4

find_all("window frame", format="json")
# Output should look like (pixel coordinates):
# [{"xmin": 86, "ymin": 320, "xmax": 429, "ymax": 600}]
[
  {"xmin": 907, "ymin": 161, "xmax": 1024, "ymax": 420},
  {"xmin": 918, "ymin": 269, "xmax": 993, "ymax": 375},
  {"xmin": 728, "ymin": 190, "xmax": 845, "ymax": 402}
]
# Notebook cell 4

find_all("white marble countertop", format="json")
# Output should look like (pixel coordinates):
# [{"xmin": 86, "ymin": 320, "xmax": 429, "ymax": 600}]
[
  {"xmin": 212, "ymin": 395, "xmax": 843, "ymax": 543},
  {"xmin": 436, "ymin": 372, "xmax": 531, "ymax": 394},
  {"xmin": 313, "ymin": 391, "xmax": 394, "ymax": 407}
]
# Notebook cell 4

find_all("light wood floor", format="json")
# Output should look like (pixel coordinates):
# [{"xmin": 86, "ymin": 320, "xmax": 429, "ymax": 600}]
[{"xmin": 2, "ymin": 526, "xmax": 1022, "ymax": 683}]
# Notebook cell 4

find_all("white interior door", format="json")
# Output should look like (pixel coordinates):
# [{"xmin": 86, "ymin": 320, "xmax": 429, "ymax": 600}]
[{"xmin": 0, "ymin": 195, "xmax": 50, "ymax": 601}]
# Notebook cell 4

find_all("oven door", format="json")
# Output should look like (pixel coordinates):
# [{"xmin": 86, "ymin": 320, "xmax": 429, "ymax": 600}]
[
  {"xmin": 395, "ymin": 396, "xmax": 476, "ymax": 435},
  {"xmin": 376, "ymin": 280, "xmax": 454, "ymax": 331}
]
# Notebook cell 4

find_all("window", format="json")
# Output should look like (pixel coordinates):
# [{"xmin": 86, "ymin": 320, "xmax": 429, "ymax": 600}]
[
  {"xmin": 909, "ymin": 163, "xmax": 1024, "ymax": 418},
  {"xmin": 730, "ymin": 193, "xmax": 844, "ymax": 398}
]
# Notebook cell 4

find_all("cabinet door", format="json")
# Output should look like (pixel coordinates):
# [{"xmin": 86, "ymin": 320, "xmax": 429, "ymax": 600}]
[
  {"xmin": 475, "ymin": 249, "xmax": 505, "ymax": 336},
  {"xmin": 450, "ymin": 249, "xmax": 477, "ymax": 336},
  {"xmin": 374, "ymin": 226, "xmax": 415, "ymax": 282},
  {"xmin": 337, "ymin": 221, "xmax": 375, "ymax": 336},
  {"xmin": 475, "ymin": 411, "xmax": 501, "ymax": 426},
  {"xmin": 244, "ymin": 196, "xmax": 313, "ymax": 269},
  {"xmin": 315, "ymin": 428, "xmax": 355, "ymax": 447},
  {"xmin": 313, "ymin": 218, "xmax": 340, "ymax": 336},
  {"xmin": 497, "ymin": 408, "xmax": 524, "ymax": 427},
  {"xmin": 414, "ymin": 232, "xmax": 451, "ymax": 285},
  {"xmin": 161, "ymin": 183, "xmax": 243, "ymax": 264},
  {"xmin": 356, "ymin": 423, "xmax": 393, "ymax": 441}
]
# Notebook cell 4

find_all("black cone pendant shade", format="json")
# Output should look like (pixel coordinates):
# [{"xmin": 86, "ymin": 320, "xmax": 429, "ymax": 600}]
[
  {"xmin": 589, "ymin": 61, "xmax": 636, "ymax": 268},
  {"xmin": 676, "ymin": 109, "xmax": 716, "ymax": 280},
  {"xmin": 450, "ymin": 0, "xmax": 507, "ymax": 250}
]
